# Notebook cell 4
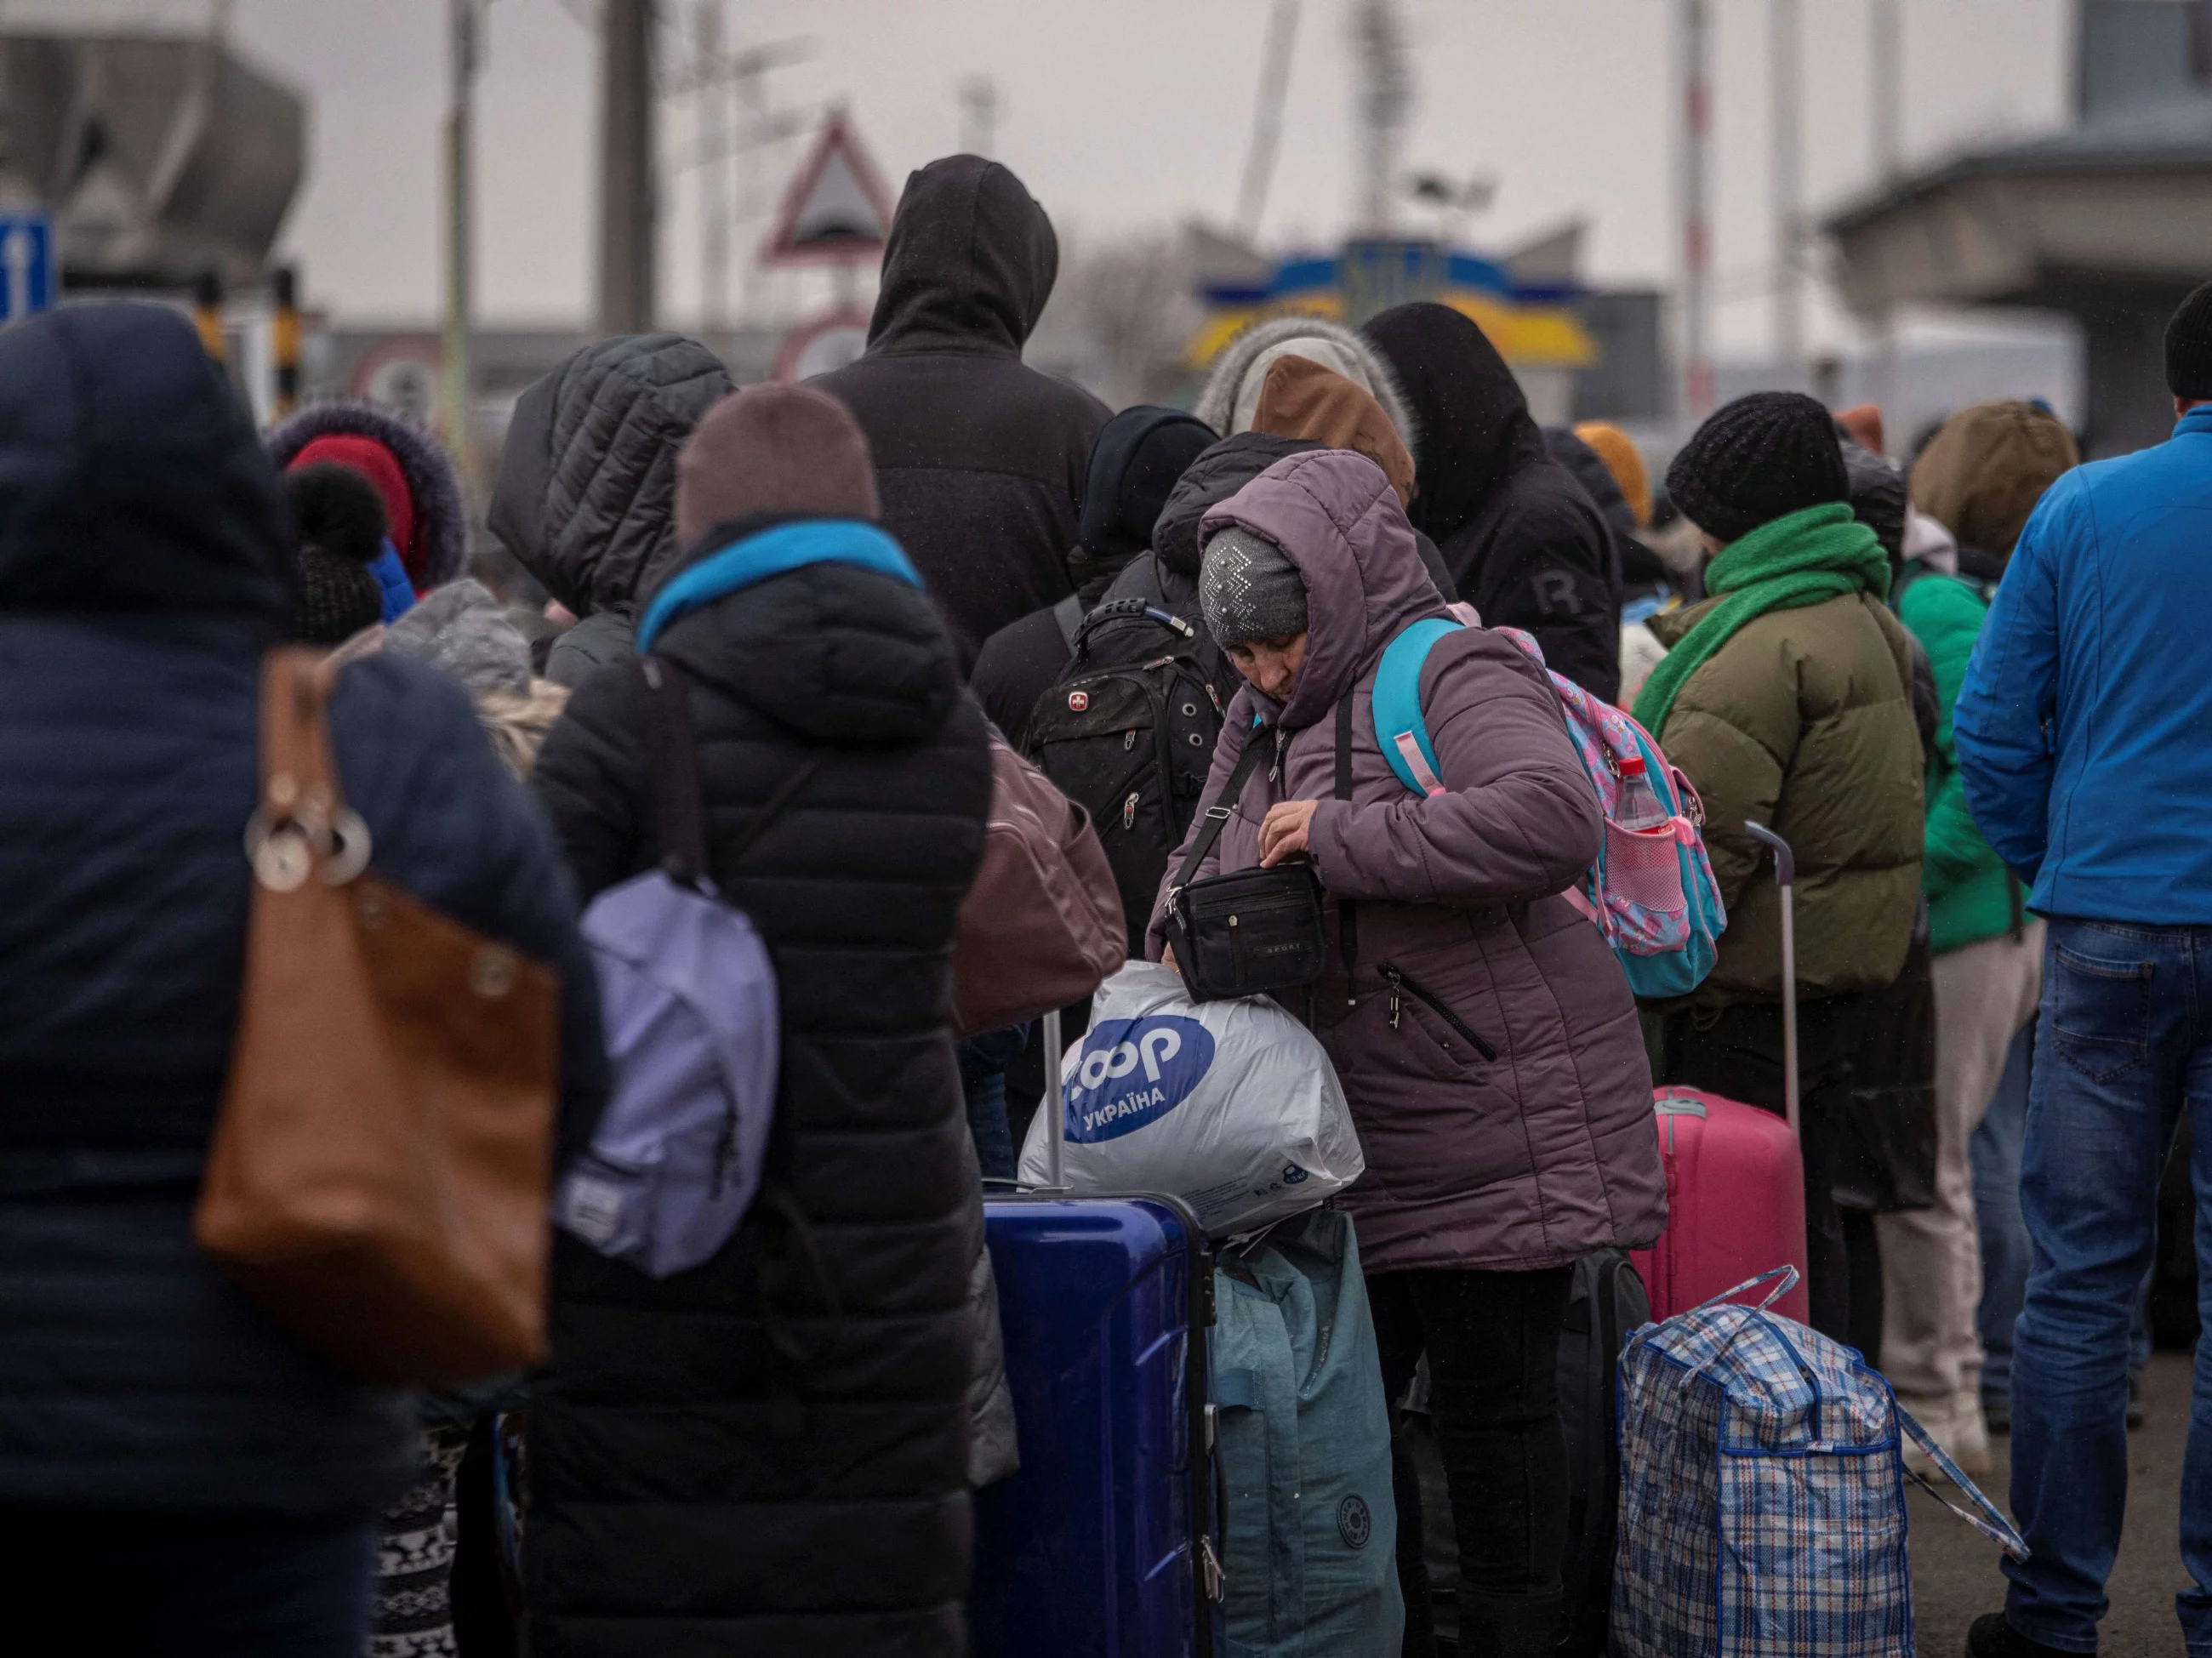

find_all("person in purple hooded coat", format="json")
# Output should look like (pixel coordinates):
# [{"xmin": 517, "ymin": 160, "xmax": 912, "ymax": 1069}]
[{"xmin": 1144, "ymin": 448, "xmax": 1664, "ymax": 1657}]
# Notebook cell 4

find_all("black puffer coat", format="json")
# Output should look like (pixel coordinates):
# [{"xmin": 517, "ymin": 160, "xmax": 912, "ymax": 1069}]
[
  {"xmin": 491, "ymin": 334, "xmax": 733, "ymax": 687},
  {"xmin": 0, "ymin": 302, "xmax": 607, "ymax": 1518},
  {"xmin": 529, "ymin": 536, "xmax": 992, "ymax": 1657},
  {"xmin": 1365, "ymin": 303, "xmax": 1622, "ymax": 700},
  {"xmin": 812, "ymin": 156, "xmax": 1111, "ymax": 670}
]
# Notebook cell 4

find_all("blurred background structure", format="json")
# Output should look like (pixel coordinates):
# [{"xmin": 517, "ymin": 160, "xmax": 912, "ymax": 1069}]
[{"xmin": 0, "ymin": 1, "xmax": 2202, "ymax": 484}]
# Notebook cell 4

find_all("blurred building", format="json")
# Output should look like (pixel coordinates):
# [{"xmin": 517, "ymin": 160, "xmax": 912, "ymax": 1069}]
[
  {"xmin": 1828, "ymin": 0, "xmax": 2212, "ymax": 456},
  {"xmin": 0, "ymin": 29, "xmax": 303, "ymax": 293}
]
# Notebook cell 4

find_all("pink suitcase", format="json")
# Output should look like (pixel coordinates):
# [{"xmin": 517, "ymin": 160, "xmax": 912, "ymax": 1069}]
[{"xmin": 1629, "ymin": 1087, "xmax": 1811, "ymax": 1326}]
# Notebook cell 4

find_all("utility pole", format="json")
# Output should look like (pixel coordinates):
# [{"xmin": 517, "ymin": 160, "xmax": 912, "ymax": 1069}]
[
  {"xmin": 597, "ymin": 0, "xmax": 655, "ymax": 337},
  {"xmin": 1869, "ymin": 0, "xmax": 1903, "ymax": 435},
  {"xmin": 442, "ymin": 0, "xmax": 485, "ymax": 483},
  {"xmin": 958, "ymin": 77, "xmax": 998, "ymax": 158},
  {"xmin": 1770, "ymin": 0, "xmax": 1803, "ymax": 386},
  {"xmin": 1678, "ymin": 0, "xmax": 1715, "ymax": 419},
  {"xmin": 695, "ymin": 1, "xmax": 727, "ymax": 335}
]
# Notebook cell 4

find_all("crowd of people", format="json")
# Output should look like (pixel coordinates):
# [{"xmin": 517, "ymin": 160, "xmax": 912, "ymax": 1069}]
[{"xmin": 5, "ymin": 148, "xmax": 2212, "ymax": 1658}]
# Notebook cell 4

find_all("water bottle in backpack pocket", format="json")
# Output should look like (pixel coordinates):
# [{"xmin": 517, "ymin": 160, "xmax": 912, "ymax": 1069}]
[{"xmin": 1370, "ymin": 618, "xmax": 1725, "ymax": 998}]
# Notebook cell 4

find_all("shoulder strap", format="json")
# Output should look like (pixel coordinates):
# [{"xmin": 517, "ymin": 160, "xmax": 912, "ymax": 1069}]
[
  {"xmin": 1052, "ymin": 592, "xmax": 1085, "ymax": 649},
  {"xmin": 641, "ymin": 656, "xmax": 821, "ymax": 885},
  {"xmin": 1373, "ymin": 617, "xmax": 1466, "ymax": 796},
  {"xmin": 1171, "ymin": 721, "xmax": 1270, "ymax": 893},
  {"xmin": 1335, "ymin": 695, "xmax": 1359, "ymax": 1005},
  {"xmin": 641, "ymin": 658, "xmax": 710, "ymax": 883}
]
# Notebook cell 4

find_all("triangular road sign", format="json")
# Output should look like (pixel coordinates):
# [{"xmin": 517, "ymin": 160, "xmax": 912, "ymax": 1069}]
[{"xmin": 762, "ymin": 111, "xmax": 894, "ymax": 266}]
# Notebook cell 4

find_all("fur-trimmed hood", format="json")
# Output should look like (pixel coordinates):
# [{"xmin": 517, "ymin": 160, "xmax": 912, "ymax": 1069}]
[
  {"xmin": 267, "ymin": 400, "xmax": 470, "ymax": 590},
  {"xmin": 1193, "ymin": 314, "xmax": 1419, "ymax": 453}
]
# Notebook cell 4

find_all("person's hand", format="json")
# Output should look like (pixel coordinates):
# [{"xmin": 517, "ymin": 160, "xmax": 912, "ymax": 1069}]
[
  {"xmin": 1160, "ymin": 943, "xmax": 1177, "ymax": 971},
  {"xmin": 1258, "ymin": 800, "xmax": 1321, "ymax": 868}
]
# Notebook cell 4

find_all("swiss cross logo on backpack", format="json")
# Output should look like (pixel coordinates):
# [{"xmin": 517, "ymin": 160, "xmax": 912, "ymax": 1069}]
[{"xmin": 1067, "ymin": 690, "xmax": 1090, "ymax": 712}]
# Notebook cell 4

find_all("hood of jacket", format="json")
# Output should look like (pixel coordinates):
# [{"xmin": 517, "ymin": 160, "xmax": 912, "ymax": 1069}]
[
  {"xmin": 488, "ymin": 333, "xmax": 732, "ymax": 620},
  {"xmin": 1364, "ymin": 301, "xmax": 1543, "ymax": 545},
  {"xmin": 383, "ymin": 577, "xmax": 533, "ymax": 697},
  {"xmin": 1066, "ymin": 405, "xmax": 1217, "ymax": 591},
  {"xmin": 1152, "ymin": 431, "xmax": 1322, "ymax": 580},
  {"xmin": 267, "ymin": 399, "xmax": 469, "ymax": 590},
  {"xmin": 1909, "ymin": 399, "xmax": 2080, "ymax": 565},
  {"xmin": 1194, "ymin": 314, "xmax": 1419, "ymax": 449},
  {"xmin": 1841, "ymin": 436, "xmax": 1907, "ymax": 573},
  {"xmin": 1198, "ymin": 448, "xmax": 1448, "ymax": 729},
  {"xmin": 866, "ymin": 155, "xmax": 1058, "ymax": 358},
  {"xmin": 0, "ymin": 301, "xmax": 290, "ymax": 629},
  {"xmin": 647, "ymin": 517, "xmax": 961, "ymax": 749}
]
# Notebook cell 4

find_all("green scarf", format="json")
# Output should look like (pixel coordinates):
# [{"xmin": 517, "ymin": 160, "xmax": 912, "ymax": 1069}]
[{"xmin": 1631, "ymin": 500, "xmax": 1890, "ymax": 738}]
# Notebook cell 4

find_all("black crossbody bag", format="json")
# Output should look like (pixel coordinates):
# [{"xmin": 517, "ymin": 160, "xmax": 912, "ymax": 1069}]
[{"xmin": 1163, "ymin": 723, "xmax": 1329, "ymax": 1003}]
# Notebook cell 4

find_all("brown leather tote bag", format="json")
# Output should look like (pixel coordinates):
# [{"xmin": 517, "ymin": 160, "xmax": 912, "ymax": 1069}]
[{"xmin": 193, "ymin": 650, "xmax": 559, "ymax": 1385}]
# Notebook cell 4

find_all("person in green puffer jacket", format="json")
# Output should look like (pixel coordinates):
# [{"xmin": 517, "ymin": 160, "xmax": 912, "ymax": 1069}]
[
  {"xmin": 1877, "ymin": 400, "xmax": 2078, "ymax": 1475},
  {"xmin": 1636, "ymin": 391, "xmax": 1925, "ymax": 1350}
]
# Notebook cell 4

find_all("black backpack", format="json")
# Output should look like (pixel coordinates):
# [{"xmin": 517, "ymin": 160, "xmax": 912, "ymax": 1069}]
[{"xmin": 1025, "ymin": 597, "xmax": 1227, "ymax": 956}]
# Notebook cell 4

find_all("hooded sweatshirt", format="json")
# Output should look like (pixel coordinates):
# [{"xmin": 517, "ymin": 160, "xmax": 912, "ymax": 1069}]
[
  {"xmin": 1144, "ymin": 451, "xmax": 1664, "ymax": 1272},
  {"xmin": 489, "ymin": 333, "xmax": 733, "ymax": 687},
  {"xmin": 0, "ymin": 303, "xmax": 607, "ymax": 1518},
  {"xmin": 811, "ymin": 155, "xmax": 1112, "ymax": 669},
  {"xmin": 1365, "ymin": 302, "xmax": 1622, "ymax": 701}
]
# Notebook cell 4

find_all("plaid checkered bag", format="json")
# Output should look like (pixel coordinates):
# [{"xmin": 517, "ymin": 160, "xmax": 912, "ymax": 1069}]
[{"xmin": 1612, "ymin": 1268, "xmax": 2027, "ymax": 1657}]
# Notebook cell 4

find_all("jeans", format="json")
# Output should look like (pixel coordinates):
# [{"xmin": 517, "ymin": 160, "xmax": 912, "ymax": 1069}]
[
  {"xmin": 2004, "ymin": 919, "xmax": 2212, "ymax": 1653},
  {"xmin": 958, "ymin": 1027, "xmax": 1028, "ymax": 1182},
  {"xmin": 1975, "ymin": 1015, "xmax": 2154, "ymax": 1416},
  {"xmin": 1370, "ymin": 1265, "xmax": 1573, "ymax": 1658},
  {"xmin": 0, "ymin": 1508, "xmax": 377, "ymax": 1655}
]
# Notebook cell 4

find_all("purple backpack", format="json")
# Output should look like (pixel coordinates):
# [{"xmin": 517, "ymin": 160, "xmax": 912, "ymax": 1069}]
[{"xmin": 553, "ymin": 658, "xmax": 817, "ymax": 1278}]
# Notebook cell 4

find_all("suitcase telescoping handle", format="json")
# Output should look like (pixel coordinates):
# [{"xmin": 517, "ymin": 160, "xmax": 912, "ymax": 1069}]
[
  {"xmin": 1744, "ymin": 822, "xmax": 1799, "ymax": 1142},
  {"xmin": 1036, "ymin": 1008, "xmax": 1068, "ymax": 1192}
]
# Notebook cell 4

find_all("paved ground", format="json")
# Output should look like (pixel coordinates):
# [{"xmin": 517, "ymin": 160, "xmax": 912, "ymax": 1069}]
[{"xmin": 1911, "ymin": 1353, "xmax": 2195, "ymax": 1656}]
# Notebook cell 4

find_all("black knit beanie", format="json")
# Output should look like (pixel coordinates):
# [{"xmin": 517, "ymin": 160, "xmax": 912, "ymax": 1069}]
[
  {"xmin": 1664, "ymin": 390, "xmax": 1850, "ymax": 544},
  {"xmin": 291, "ymin": 548, "xmax": 384, "ymax": 645},
  {"xmin": 2166, "ymin": 280, "xmax": 2212, "ymax": 401}
]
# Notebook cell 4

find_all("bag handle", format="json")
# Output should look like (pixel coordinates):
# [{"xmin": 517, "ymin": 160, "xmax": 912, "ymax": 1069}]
[
  {"xmin": 1897, "ymin": 1404, "xmax": 2031, "ymax": 1561},
  {"xmin": 1072, "ymin": 595, "xmax": 1194, "ymax": 658},
  {"xmin": 641, "ymin": 656, "xmax": 820, "ymax": 887},
  {"xmin": 1169, "ymin": 721, "xmax": 1271, "ymax": 897},
  {"xmin": 1693, "ymin": 1264, "xmax": 1800, "ymax": 1315}
]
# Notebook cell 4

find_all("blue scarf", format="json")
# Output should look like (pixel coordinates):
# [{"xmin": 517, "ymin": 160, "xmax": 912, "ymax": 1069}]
[{"xmin": 636, "ymin": 519, "xmax": 921, "ymax": 653}]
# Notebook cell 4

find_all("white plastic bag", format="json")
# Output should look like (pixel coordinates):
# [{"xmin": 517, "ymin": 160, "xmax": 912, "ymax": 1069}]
[{"xmin": 1018, "ymin": 962, "xmax": 1365, "ymax": 1237}]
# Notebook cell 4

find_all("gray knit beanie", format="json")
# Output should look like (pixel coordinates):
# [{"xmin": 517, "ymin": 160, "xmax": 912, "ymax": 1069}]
[{"xmin": 1200, "ymin": 527, "xmax": 1308, "ymax": 649}]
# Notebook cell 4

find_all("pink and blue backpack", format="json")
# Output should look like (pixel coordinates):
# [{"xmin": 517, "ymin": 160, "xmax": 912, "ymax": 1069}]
[{"xmin": 1371, "ymin": 618, "xmax": 1724, "ymax": 999}]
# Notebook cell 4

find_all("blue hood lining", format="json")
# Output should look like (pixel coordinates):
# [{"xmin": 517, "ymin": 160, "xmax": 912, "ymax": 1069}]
[{"xmin": 636, "ymin": 520, "xmax": 920, "ymax": 654}]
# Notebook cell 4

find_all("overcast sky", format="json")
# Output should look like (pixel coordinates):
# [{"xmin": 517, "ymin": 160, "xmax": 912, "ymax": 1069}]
[{"xmin": 24, "ymin": 0, "xmax": 2072, "ymax": 358}]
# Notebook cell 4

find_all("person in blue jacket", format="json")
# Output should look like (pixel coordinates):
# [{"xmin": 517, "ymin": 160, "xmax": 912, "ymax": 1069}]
[
  {"xmin": 1953, "ymin": 279, "xmax": 2212, "ymax": 1658},
  {"xmin": 0, "ymin": 302, "xmax": 607, "ymax": 1655}
]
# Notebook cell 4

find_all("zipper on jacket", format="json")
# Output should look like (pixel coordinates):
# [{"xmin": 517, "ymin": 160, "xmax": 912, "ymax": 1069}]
[
  {"xmin": 1123, "ymin": 791, "xmax": 1138, "ymax": 829},
  {"xmin": 1379, "ymin": 963, "xmax": 1498, "ymax": 1061},
  {"xmin": 1269, "ymin": 726, "xmax": 1287, "ymax": 783}
]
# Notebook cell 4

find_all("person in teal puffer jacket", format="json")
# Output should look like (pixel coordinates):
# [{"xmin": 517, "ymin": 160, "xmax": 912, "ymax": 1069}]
[{"xmin": 1878, "ymin": 400, "xmax": 2077, "ymax": 1475}]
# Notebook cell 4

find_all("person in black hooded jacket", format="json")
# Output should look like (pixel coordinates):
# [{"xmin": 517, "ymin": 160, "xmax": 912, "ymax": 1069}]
[
  {"xmin": 490, "ymin": 333, "xmax": 733, "ymax": 687},
  {"xmin": 812, "ymin": 154, "xmax": 1111, "ymax": 670},
  {"xmin": 528, "ymin": 383, "xmax": 992, "ymax": 1658},
  {"xmin": 0, "ymin": 303, "xmax": 606, "ymax": 1655},
  {"xmin": 1365, "ymin": 302, "xmax": 1622, "ymax": 701},
  {"xmin": 969, "ymin": 404, "xmax": 1214, "ymax": 744}
]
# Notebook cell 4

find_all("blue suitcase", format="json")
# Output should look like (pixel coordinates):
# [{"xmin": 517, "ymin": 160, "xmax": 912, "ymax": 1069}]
[{"xmin": 971, "ymin": 1009, "xmax": 1221, "ymax": 1658}]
